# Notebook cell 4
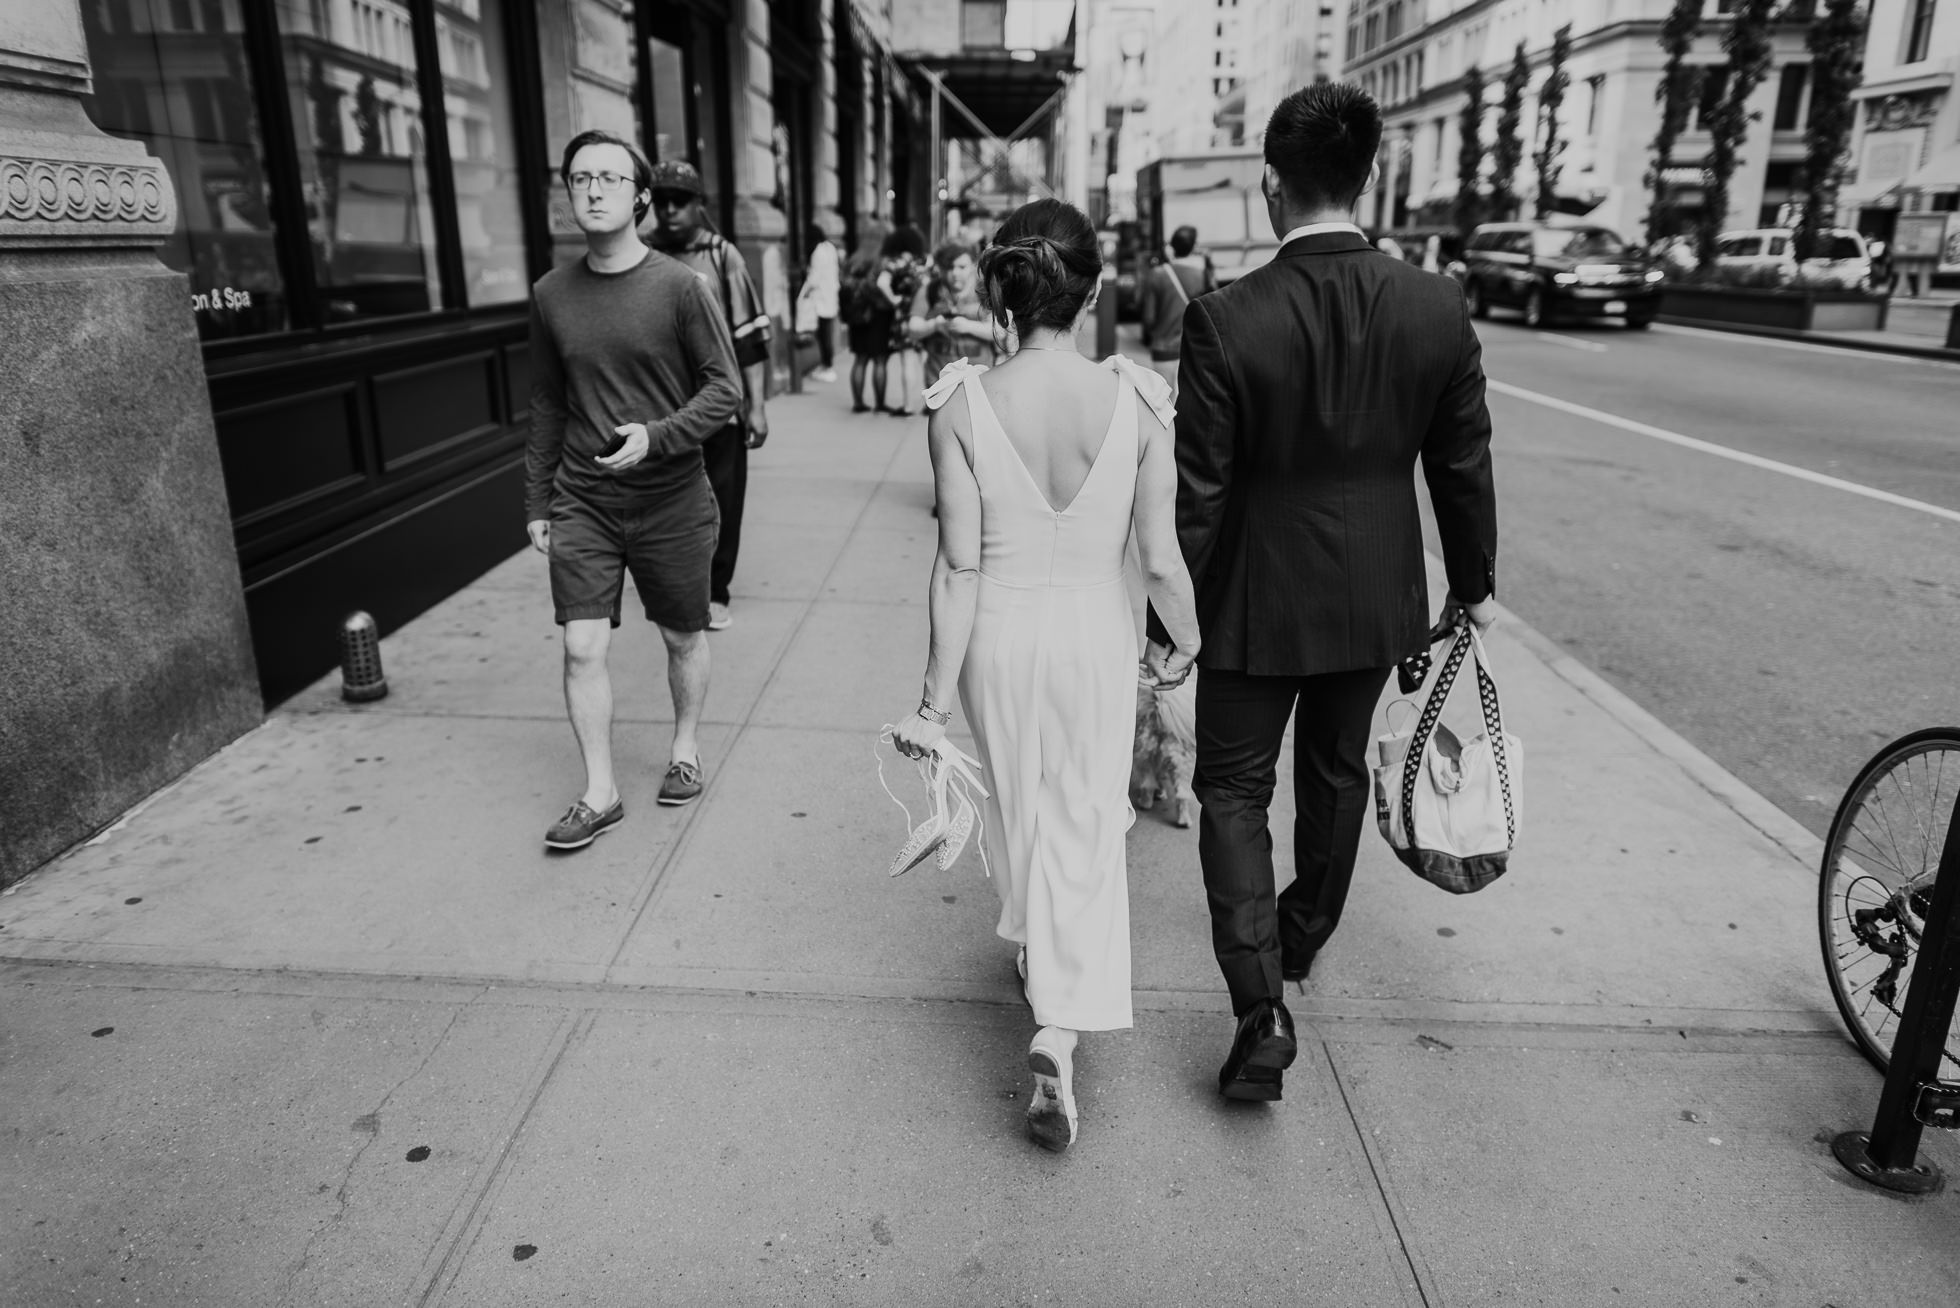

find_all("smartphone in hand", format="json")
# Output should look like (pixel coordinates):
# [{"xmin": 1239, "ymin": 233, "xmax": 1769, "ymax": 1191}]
[{"xmin": 597, "ymin": 430, "xmax": 627, "ymax": 461}]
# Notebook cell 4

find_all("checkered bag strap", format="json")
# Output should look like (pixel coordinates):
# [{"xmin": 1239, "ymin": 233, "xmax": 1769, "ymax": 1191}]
[{"xmin": 1398, "ymin": 624, "xmax": 1517, "ymax": 851}]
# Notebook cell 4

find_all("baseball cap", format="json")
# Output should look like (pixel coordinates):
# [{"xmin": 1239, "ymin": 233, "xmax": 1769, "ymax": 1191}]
[{"xmin": 648, "ymin": 159, "xmax": 705, "ymax": 197}]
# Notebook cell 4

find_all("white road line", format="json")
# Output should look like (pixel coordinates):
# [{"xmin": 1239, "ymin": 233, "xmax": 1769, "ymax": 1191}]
[
  {"xmin": 1532, "ymin": 331, "xmax": 1609, "ymax": 353},
  {"xmin": 1487, "ymin": 378, "xmax": 1960, "ymax": 526},
  {"xmin": 1651, "ymin": 322, "xmax": 1960, "ymax": 369}
]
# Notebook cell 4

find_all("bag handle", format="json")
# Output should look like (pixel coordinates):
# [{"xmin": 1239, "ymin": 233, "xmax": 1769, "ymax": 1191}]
[{"xmin": 1399, "ymin": 624, "xmax": 1516, "ymax": 849}]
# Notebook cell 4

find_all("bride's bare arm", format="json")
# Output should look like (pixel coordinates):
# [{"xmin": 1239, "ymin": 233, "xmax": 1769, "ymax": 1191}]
[
  {"xmin": 894, "ymin": 400, "xmax": 983, "ymax": 753},
  {"xmin": 1132, "ymin": 393, "xmax": 1201, "ymax": 663}
]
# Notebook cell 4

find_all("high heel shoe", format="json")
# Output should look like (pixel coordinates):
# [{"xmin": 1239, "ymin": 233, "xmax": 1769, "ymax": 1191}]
[
  {"xmin": 1026, "ymin": 1026, "xmax": 1078, "ymax": 1152},
  {"xmin": 882, "ymin": 737, "xmax": 989, "ymax": 877}
]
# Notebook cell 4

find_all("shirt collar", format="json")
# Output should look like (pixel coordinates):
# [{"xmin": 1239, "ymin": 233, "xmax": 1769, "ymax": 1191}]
[{"xmin": 1280, "ymin": 221, "xmax": 1365, "ymax": 246}]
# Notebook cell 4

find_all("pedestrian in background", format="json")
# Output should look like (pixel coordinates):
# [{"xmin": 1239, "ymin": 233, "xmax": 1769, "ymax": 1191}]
[
  {"xmin": 843, "ymin": 220, "xmax": 891, "ymax": 414},
  {"xmin": 1147, "ymin": 83, "xmax": 1497, "ymax": 1103},
  {"xmin": 795, "ymin": 221, "xmax": 840, "ymax": 384},
  {"xmin": 1139, "ymin": 224, "xmax": 1214, "ymax": 395},
  {"xmin": 879, "ymin": 224, "xmax": 929, "ymax": 416},
  {"xmin": 525, "ymin": 131, "xmax": 742, "ymax": 849},
  {"xmin": 645, "ymin": 160, "xmax": 768, "ymax": 633},
  {"xmin": 911, "ymin": 241, "xmax": 996, "ymax": 378}
]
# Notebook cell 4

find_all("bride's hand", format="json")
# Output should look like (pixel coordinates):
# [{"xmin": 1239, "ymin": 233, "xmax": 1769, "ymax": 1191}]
[
  {"xmin": 892, "ymin": 709, "xmax": 947, "ymax": 761},
  {"xmin": 1144, "ymin": 640, "xmax": 1197, "ymax": 689}
]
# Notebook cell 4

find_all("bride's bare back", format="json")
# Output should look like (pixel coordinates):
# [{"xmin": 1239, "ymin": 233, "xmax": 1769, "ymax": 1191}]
[{"xmin": 977, "ymin": 352, "xmax": 1125, "ymax": 514}]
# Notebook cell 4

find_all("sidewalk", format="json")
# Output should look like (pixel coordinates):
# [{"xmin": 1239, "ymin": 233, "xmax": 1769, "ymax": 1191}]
[{"xmin": 4, "ymin": 362, "xmax": 1957, "ymax": 1306}]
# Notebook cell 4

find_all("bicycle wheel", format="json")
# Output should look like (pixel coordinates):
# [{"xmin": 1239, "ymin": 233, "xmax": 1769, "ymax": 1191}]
[{"xmin": 1818, "ymin": 727, "xmax": 1960, "ymax": 1073}]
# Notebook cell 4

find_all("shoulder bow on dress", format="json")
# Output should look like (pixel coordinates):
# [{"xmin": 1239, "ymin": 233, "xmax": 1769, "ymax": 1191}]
[
  {"xmin": 1102, "ymin": 355, "xmax": 1177, "ymax": 426},
  {"xmin": 923, "ymin": 357, "xmax": 990, "ymax": 410}
]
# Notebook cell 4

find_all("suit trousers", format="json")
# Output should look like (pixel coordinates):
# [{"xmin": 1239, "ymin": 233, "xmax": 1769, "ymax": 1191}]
[
  {"xmin": 702, "ymin": 421, "xmax": 747, "ymax": 605},
  {"xmin": 1193, "ymin": 664, "xmax": 1392, "ymax": 1016}
]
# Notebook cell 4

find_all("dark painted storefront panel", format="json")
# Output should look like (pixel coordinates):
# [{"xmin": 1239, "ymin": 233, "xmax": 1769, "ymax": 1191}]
[
  {"xmin": 243, "ymin": 458, "xmax": 528, "ymax": 705},
  {"xmin": 374, "ymin": 351, "xmax": 503, "ymax": 470}
]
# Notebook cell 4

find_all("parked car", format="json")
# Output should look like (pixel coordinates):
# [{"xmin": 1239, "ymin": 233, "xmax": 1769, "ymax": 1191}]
[
  {"xmin": 1459, "ymin": 221, "xmax": 1666, "ymax": 328},
  {"xmin": 1713, "ymin": 227, "xmax": 1871, "ymax": 290}
]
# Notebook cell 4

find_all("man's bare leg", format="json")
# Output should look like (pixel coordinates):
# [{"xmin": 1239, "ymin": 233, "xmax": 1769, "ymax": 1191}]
[
  {"xmin": 659, "ymin": 624, "xmax": 710, "ymax": 766},
  {"xmin": 563, "ymin": 618, "xmax": 619, "ymax": 808}
]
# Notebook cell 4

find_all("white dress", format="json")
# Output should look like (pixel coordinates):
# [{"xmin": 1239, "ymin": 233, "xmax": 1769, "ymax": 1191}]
[{"xmin": 923, "ymin": 355, "xmax": 1177, "ymax": 1032}]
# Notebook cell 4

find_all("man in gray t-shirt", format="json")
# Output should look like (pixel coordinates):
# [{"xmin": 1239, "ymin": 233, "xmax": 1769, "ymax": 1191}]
[{"xmin": 525, "ymin": 131, "xmax": 743, "ymax": 850}]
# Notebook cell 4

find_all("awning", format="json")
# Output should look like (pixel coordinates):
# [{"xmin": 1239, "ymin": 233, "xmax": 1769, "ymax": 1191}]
[{"xmin": 900, "ymin": 48, "xmax": 1077, "ymax": 139}]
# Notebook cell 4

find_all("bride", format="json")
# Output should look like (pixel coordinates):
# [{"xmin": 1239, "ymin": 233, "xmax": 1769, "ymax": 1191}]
[{"xmin": 891, "ymin": 198, "xmax": 1203, "ymax": 1151}]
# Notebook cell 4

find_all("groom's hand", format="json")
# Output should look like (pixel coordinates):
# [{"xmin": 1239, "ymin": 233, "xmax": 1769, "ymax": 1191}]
[
  {"xmin": 1442, "ymin": 592, "xmax": 1499, "ymax": 634},
  {"xmin": 1145, "ymin": 640, "xmax": 1195, "ymax": 689}
]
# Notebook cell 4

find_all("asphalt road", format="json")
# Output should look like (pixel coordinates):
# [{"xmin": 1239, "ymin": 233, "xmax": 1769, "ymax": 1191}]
[{"xmin": 1449, "ymin": 313, "xmax": 1960, "ymax": 840}]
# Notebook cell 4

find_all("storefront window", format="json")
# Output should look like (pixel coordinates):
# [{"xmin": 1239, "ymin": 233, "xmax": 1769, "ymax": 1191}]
[
  {"xmin": 536, "ymin": 0, "xmax": 641, "ymax": 265},
  {"xmin": 437, "ymin": 0, "xmax": 528, "ymax": 304},
  {"xmin": 646, "ymin": 34, "xmax": 687, "ymax": 162},
  {"xmin": 274, "ymin": 0, "xmax": 444, "ymax": 322},
  {"xmin": 79, "ymin": 0, "xmax": 291, "ymax": 341}
]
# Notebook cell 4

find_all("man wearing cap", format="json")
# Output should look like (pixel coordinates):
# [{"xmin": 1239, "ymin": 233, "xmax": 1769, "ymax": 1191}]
[
  {"xmin": 644, "ymin": 160, "xmax": 769, "ymax": 633},
  {"xmin": 525, "ymin": 131, "xmax": 743, "ymax": 849}
]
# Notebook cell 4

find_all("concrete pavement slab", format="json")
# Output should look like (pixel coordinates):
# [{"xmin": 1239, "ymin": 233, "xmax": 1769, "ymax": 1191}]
[
  {"xmin": 0, "ymin": 713, "xmax": 732, "ymax": 981},
  {"xmin": 0, "ymin": 976, "xmax": 567, "ymax": 1308},
  {"xmin": 1329, "ymin": 1034, "xmax": 1960, "ymax": 1306},
  {"xmin": 429, "ymin": 1004, "xmax": 1423, "ymax": 1308},
  {"xmin": 749, "ymin": 601, "xmax": 929, "ymax": 733}
]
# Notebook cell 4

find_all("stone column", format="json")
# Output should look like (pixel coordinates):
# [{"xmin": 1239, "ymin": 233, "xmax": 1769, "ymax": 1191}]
[
  {"xmin": 0, "ymin": 2, "xmax": 261, "ymax": 886},
  {"xmin": 813, "ymin": 0, "xmax": 843, "ymax": 240},
  {"xmin": 727, "ymin": 0, "xmax": 786, "ymax": 388}
]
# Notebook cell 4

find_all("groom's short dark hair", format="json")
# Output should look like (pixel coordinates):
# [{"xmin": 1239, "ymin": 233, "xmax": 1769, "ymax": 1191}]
[{"xmin": 1264, "ymin": 83, "xmax": 1382, "ymax": 212}]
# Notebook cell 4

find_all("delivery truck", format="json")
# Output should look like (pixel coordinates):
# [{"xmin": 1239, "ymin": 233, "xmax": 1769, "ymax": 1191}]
[{"xmin": 1134, "ymin": 149, "xmax": 1279, "ymax": 286}]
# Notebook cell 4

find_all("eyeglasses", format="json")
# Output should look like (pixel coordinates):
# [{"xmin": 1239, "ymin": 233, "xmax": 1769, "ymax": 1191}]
[{"xmin": 567, "ymin": 170, "xmax": 633, "ymax": 194}]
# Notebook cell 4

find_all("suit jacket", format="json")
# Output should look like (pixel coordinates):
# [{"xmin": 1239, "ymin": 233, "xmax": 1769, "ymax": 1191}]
[{"xmin": 1147, "ymin": 229, "xmax": 1497, "ymax": 676}]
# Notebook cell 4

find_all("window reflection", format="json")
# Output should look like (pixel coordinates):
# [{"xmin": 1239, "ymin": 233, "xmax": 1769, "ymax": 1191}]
[
  {"xmin": 536, "ymin": 0, "xmax": 640, "ymax": 266},
  {"xmin": 79, "ymin": 0, "xmax": 290, "ymax": 341},
  {"xmin": 438, "ymin": 0, "xmax": 528, "ymax": 305},
  {"xmin": 275, "ymin": 0, "xmax": 443, "ymax": 321}
]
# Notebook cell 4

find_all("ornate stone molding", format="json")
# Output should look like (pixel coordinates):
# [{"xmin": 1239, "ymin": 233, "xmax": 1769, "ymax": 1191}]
[{"xmin": 1, "ymin": 153, "xmax": 172, "ymax": 234}]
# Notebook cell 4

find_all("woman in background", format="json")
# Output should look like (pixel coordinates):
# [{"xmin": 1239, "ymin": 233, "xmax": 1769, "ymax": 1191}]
[
  {"xmin": 796, "ymin": 220, "xmax": 840, "ymax": 384},
  {"xmin": 878, "ymin": 224, "xmax": 928, "ymax": 416},
  {"xmin": 911, "ymin": 242, "xmax": 996, "ymax": 379},
  {"xmin": 845, "ymin": 220, "xmax": 891, "ymax": 414}
]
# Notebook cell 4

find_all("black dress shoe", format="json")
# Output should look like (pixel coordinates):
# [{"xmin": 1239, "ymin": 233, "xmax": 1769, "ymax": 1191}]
[
  {"xmin": 1281, "ymin": 949, "xmax": 1315, "ymax": 983},
  {"xmin": 1218, "ymin": 999, "xmax": 1298, "ymax": 1101}
]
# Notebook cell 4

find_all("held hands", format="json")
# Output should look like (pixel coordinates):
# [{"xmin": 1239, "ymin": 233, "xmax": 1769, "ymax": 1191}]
[
  {"xmin": 892, "ymin": 706, "xmax": 948, "ymax": 760},
  {"xmin": 1440, "ymin": 592, "xmax": 1499, "ymax": 635},
  {"xmin": 1143, "ymin": 640, "xmax": 1197, "ymax": 690},
  {"xmin": 597, "ymin": 422, "xmax": 650, "ymax": 472},
  {"xmin": 526, "ymin": 519, "xmax": 550, "ymax": 554}
]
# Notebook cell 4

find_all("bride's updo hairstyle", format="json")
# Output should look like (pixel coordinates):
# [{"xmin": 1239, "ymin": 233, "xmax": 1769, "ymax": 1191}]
[{"xmin": 977, "ymin": 198, "xmax": 1102, "ymax": 333}]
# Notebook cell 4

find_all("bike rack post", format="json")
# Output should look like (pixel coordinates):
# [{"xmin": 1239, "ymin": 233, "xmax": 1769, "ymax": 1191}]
[{"xmin": 1832, "ymin": 792, "xmax": 1960, "ymax": 1195}]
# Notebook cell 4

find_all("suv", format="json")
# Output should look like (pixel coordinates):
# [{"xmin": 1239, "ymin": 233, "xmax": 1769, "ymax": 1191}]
[
  {"xmin": 1714, "ymin": 227, "xmax": 1870, "ymax": 290},
  {"xmin": 1460, "ymin": 222, "xmax": 1665, "ymax": 329}
]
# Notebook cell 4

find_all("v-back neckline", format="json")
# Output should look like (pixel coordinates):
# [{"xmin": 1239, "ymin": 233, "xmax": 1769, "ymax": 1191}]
[{"xmin": 967, "ymin": 370, "xmax": 1127, "ymax": 517}]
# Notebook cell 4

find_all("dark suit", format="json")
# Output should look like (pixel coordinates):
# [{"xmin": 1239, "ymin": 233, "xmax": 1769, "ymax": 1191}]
[{"xmin": 1147, "ymin": 228, "xmax": 1497, "ymax": 1015}]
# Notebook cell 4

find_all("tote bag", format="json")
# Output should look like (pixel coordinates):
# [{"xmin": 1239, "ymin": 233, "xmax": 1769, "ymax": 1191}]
[{"xmin": 1373, "ymin": 623, "xmax": 1523, "ymax": 893}]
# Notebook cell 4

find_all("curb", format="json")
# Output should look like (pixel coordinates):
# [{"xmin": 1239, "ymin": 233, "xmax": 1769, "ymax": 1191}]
[
  {"xmin": 1428, "ymin": 552, "xmax": 1825, "ymax": 875},
  {"xmin": 1654, "ymin": 314, "xmax": 1960, "ymax": 362}
]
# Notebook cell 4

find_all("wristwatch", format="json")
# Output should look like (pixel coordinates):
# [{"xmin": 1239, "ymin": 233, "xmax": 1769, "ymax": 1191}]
[{"xmin": 916, "ymin": 698, "xmax": 952, "ymax": 726}]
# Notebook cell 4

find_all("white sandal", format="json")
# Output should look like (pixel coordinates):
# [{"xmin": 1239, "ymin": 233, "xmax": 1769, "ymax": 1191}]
[
  {"xmin": 1026, "ymin": 1026, "xmax": 1078, "ymax": 1151},
  {"xmin": 877, "ymin": 734, "xmax": 990, "ymax": 878}
]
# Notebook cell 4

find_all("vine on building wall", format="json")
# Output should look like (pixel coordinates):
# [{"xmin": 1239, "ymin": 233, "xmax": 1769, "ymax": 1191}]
[
  {"xmin": 1643, "ymin": 0, "xmax": 1705, "ymax": 245},
  {"xmin": 1454, "ymin": 64, "xmax": 1487, "ymax": 239},
  {"xmin": 1794, "ymin": 0, "xmax": 1866, "ymax": 261},
  {"xmin": 1491, "ymin": 43, "xmax": 1530, "ymax": 221},
  {"xmin": 1698, "ymin": 0, "xmax": 1779, "ymax": 266},
  {"xmin": 1533, "ymin": 25, "xmax": 1572, "ymax": 218}
]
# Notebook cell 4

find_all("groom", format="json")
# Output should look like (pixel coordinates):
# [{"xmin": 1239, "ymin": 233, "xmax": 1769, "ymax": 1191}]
[{"xmin": 1146, "ymin": 83, "xmax": 1498, "ymax": 1102}]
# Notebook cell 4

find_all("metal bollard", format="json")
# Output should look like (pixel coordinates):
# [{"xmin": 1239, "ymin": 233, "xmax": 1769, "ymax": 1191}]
[
  {"xmin": 1832, "ymin": 792, "xmax": 1960, "ymax": 1195},
  {"xmin": 338, "ymin": 611, "xmax": 388, "ymax": 703}
]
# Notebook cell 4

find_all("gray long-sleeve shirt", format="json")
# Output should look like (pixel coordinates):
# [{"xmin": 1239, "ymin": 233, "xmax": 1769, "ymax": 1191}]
[{"xmin": 524, "ymin": 249, "xmax": 742, "ymax": 521}]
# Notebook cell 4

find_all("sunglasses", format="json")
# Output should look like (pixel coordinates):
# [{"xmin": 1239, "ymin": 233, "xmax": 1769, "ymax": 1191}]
[{"xmin": 650, "ymin": 190, "xmax": 699, "ymax": 210}]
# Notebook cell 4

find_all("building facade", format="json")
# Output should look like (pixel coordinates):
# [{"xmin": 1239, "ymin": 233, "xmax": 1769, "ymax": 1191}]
[
  {"xmin": 1339, "ymin": 0, "xmax": 1823, "ymax": 242},
  {"xmin": 1841, "ymin": 0, "xmax": 1960, "ymax": 281},
  {"xmin": 1, "ymin": 0, "xmax": 926, "ymax": 883}
]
